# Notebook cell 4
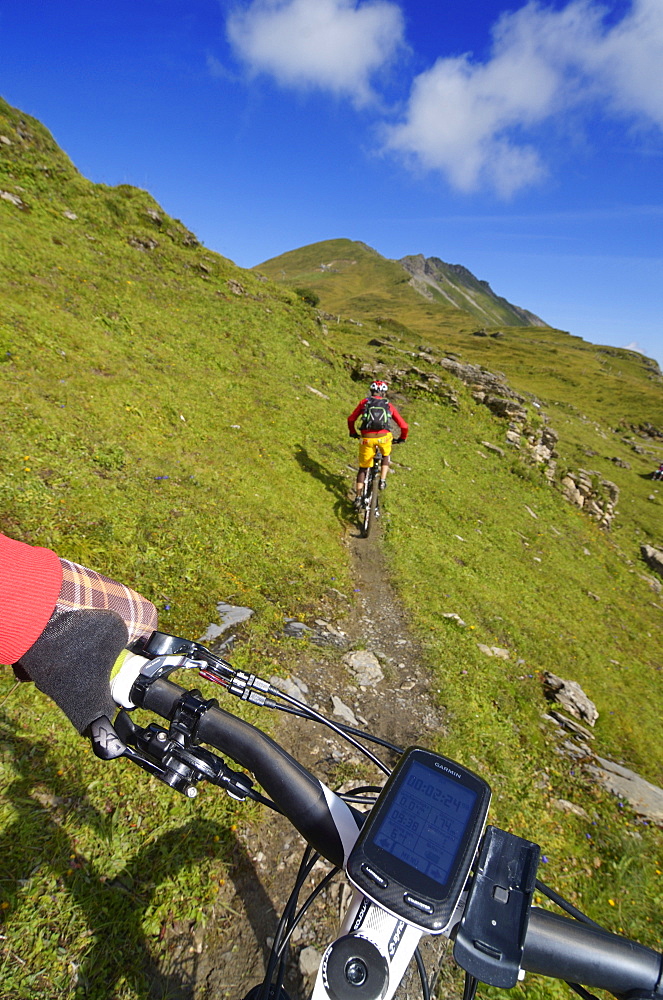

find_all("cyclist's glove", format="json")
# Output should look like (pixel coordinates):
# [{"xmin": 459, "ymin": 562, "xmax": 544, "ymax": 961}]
[
  {"xmin": 350, "ymin": 432, "xmax": 360, "ymax": 439},
  {"xmin": 17, "ymin": 608, "xmax": 130, "ymax": 734},
  {"xmin": 15, "ymin": 559, "xmax": 157, "ymax": 734}
]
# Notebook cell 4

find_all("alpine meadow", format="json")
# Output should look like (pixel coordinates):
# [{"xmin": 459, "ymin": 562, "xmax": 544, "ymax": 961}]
[{"xmin": 1, "ymin": 97, "xmax": 662, "ymax": 1000}]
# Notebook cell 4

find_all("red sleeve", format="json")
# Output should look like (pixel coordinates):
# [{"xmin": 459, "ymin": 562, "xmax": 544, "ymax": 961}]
[
  {"xmin": 347, "ymin": 399, "xmax": 367, "ymax": 435},
  {"xmin": 0, "ymin": 534, "xmax": 63, "ymax": 664},
  {"xmin": 389, "ymin": 404, "xmax": 408, "ymax": 440}
]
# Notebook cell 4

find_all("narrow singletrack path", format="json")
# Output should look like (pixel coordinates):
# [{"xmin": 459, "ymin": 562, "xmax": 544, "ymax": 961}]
[{"xmin": 167, "ymin": 519, "xmax": 447, "ymax": 1000}]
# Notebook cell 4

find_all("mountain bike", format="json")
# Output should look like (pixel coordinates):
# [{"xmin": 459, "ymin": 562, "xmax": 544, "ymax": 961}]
[
  {"xmin": 91, "ymin": 630, "xmax": 663, "ymax": 1000},
  {"xmin": 359, "ymin": 451, "xmax": 382, "ymax": 538},
  {"xmin": 357, "ymin": 438, "xmax": 404, "ymax": 538}
]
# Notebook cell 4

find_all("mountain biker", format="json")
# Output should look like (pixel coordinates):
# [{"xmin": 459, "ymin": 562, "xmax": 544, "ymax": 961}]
[
  {"xmin": 347, "ymin": 380, "xmax": 408, "ymax": 506},
  {"xmin": 0, "ymin": 531, "xmax": 157, "ymax": 733}
]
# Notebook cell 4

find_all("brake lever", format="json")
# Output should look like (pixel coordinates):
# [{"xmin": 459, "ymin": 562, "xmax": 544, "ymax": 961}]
[{"xmin": 130, "ymin": 630, "xmax": 234, "ymax": 681}]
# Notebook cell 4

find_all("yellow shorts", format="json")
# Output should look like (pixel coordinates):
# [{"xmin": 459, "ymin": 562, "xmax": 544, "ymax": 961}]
[{"xmin": 359, "ymin": 432, "xmax": 393, "ymax": 468}]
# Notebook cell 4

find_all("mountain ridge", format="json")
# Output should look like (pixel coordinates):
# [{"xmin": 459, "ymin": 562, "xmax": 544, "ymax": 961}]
[
  {"xmin": 255, "ymin": 237, "xmax": 547, "ymax": 328},
  {"xmin": 400, "ymin": 252, "xmax": 547, "ymax": 327}
]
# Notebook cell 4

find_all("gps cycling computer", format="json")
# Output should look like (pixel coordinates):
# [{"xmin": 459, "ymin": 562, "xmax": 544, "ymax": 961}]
[{"xmin": 345, "ymin": 747, "xmax": 491, "ymax": 934}]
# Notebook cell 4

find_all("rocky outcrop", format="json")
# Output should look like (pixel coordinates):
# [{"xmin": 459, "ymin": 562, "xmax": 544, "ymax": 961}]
[
  {"xmin": 641, "ymin": 544, "xmax": 663, "ymax": 577},
  {"xmin": 543, "ymin": 672, "xmax": 599, "ymax": 727},
  {"xmin": 560, "ymin": 470, "xmax": 619, "ymax": 528},
  {"xmin": 541, "ymin": 674, "xmax": 663, "ymax": 826},
  {"xmin": 585, "ymin": 757, "xmax": 663, "ymax": 825}
]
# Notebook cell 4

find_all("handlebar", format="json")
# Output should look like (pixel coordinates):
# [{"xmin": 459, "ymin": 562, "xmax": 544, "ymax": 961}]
[
  {"xmin": 137, "ymin": 678, "xmax": 362, "ymax": 869},
  {"xmin": 523, "ymin": 908, "xmax": 662, "ymax": 997},
  {"xmin": 109, "ymin": 644, "xmax": 662, "ymax": 1000}
]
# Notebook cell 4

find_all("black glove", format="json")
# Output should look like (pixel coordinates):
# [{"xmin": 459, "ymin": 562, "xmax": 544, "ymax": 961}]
[
  {"xmin": 395, "ymin": 437, "xmax": 406, "ymax": 444},
  {"xmin": 350, "ymin": 432, "xmax": 360, "ymax": 439},
  {"xmin": 17, "ymin": 609, "xmax": 128, "ymax": 734}
]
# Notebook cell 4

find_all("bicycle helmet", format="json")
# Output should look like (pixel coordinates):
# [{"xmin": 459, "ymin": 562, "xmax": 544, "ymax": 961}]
[{"xmin": 370, "ymin": 380, "xmax": 389, "ymax": 394}]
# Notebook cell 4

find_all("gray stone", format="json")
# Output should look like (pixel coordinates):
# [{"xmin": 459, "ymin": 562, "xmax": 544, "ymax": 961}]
[
  {"xmin": 478, "ymin": 644, "xmax": 510, "ymax": 659},
  {"xmin": 481, "ymin": 441, "xmax": 505, "ymax": 457},
  {"xmin": 270, "ymin": 675, "xmax": 309, "ymax": 704},
  {"xmin": 284, "ymin": 620, "xmax": 313, "ymax": 638},
  {"xmin": 310, "ymin": 621, "xmax": 350, "ymax": 650},
  {"xmin": 342, "ymin": 650, "xmax": 384, "ymax": 686},
  {"xmin": 553, "ymin": 799, "xmax": 590, "ymax": 820},
  {"xmin": 307, "ymin": 385, "xmax": 329, "ymax": 400},
  {"xmin": 641, "ymin": 544, "xmax": 663, "ymax": 577},
  {"xmin": 330, "ymin": 696, "xmax": 358, "ymax": 727},
  {"xmin": 549, "ymin": 709, "xmax": 595, "ymax": 741},
  {"xmin": 586, "ymin": 757, "xmax": 663, "ymax": 825},
  {"xmin": 299, "ymin": 946, "xmax": 322, "ymax": 978},
  {"xmin": 442, "ymin": 613, "xmax": 466, "ymax": 627},
  {"xmin": 0, "ymin": 190, "xmax": 24, "ymax": 207},
  {"xmin": 199, "ymin": 602, "xmax": 254, "ymax": 642},
  {"xmin": 639, "ymin": 573, "xmax": 662, "ymax": 594},
  {"xmin": 543, "ymin": 672, "xmax": 598, "ymax": 726}
]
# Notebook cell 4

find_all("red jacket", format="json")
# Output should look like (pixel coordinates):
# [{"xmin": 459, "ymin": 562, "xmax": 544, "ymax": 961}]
[
  {"xmin": 0, "ymin": 533, "xmax": 62, "ymax": 663},
  {"xmin": 347, "ymin": 397, "xmax": 408, "ymax": 440}
]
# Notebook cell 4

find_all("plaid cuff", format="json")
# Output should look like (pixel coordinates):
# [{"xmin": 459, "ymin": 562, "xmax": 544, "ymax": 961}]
[{"xmin": 57, "ymin": 559, "xmax": 158, "ymax": 645}]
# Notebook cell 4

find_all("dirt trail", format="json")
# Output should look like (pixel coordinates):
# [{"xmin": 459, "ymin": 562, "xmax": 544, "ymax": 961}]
[{"xmin": 159, "ymin": 520, "xmax": 450, "ymax": 1000}]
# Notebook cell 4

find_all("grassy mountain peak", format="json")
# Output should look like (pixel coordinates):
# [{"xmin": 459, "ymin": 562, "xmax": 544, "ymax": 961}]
[{"xmin": 255, "ymin": 236, "xmax": 547, "ymax": 328}]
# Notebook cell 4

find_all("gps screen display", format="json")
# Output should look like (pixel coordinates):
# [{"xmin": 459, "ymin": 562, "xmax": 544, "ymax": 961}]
[{"xmin": 371, "ymin": 759, "xmax": 478, "ymax": 887}]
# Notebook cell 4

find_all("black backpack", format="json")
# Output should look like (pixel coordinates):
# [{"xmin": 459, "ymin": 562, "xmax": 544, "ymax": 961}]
[{"xmin": 360, "ymin": 395, "xmax": 391, "ymax": 432}]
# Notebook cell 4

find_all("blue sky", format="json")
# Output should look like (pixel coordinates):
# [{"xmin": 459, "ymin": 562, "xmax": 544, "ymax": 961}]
[{"xmin": 1, "ymin": 0, "xmax": 662, "ymax": 367}]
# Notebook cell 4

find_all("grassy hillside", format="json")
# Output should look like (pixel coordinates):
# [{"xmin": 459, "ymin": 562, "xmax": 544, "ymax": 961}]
[
  {"xmin": 255, "ymin": 238, "xmax": 662, "ymax": 432},
  {"xmin": 1, "ymin": 97, "xmax": 662, "ymax": 1000}
]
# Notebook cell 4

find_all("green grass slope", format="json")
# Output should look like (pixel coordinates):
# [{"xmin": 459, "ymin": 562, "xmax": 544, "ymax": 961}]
[{"xmin": 1, "ymin": 98, "xmax": 662, "ymax": 999}]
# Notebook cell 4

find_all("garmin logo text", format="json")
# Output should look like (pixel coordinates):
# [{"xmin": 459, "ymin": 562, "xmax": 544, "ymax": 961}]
[{"xmin": 434, "ymin": 762, "xmax": 462, "ymax": 779}]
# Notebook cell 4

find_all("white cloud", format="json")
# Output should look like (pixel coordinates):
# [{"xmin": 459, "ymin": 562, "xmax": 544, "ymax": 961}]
[
  {"xmin": 589, "ymin": 0, "xmax": 663, "ymax": 127},
  {"xmin": 226, "ymin": 0, "xmax": 405, "ymax": 106},
  {"xmin": 385, "ymin": 0, "xmax": 663, "ymax": 195}
]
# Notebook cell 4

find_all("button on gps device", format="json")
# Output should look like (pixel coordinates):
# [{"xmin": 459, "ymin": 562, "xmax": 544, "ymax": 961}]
[{"xmin": 345, "ymin": 747, "xmax": 491, "ymax": 934}]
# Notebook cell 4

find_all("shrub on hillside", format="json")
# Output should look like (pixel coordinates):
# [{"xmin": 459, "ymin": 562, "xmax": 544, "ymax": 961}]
[{"xmin": 294, "ymin": 287, "xmax": 320, "ymax": 308}]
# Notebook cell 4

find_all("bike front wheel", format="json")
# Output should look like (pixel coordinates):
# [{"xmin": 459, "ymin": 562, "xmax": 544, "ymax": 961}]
[{"xmin": 361, "ymin": 469, "xmax": 378, "ymax": 538}]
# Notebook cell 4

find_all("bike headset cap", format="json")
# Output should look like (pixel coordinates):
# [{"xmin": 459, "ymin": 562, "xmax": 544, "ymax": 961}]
[{"xmin": 370, "ymin": 380, "xmax": 389, "ymax": 394}]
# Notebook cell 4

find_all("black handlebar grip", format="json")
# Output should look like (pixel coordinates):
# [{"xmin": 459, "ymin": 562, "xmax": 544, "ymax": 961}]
[
  {"xmin": 522, "ymin": 908, "xmax": 663, "ymax": 996},
  {"xmin": 137, "ymin": 679, "xmax": 361, "ymax": 868}
]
